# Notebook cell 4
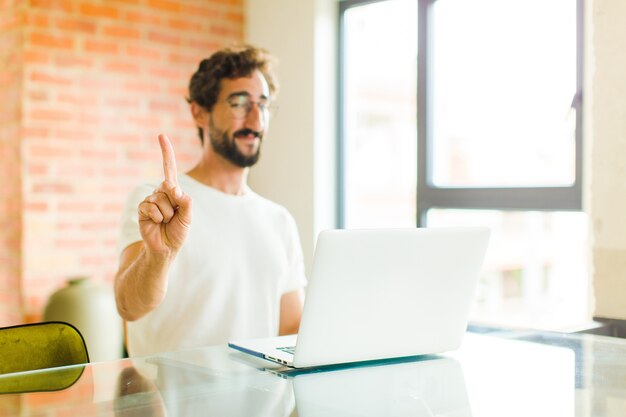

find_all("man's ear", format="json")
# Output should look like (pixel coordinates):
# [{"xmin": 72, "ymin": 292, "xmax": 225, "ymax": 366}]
[{"xmin": 190, "ymin": 102, "xmax": 208, "ymax": 127}]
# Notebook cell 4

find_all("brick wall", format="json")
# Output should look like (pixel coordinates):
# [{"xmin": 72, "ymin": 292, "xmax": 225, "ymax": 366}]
[
  {"xmin": 0, "ymin": 0, "xmax": 24, "ymax": 326},
  {"xmin": 1, "ymin": 0, "xmax": 244, "ymax": 326}
]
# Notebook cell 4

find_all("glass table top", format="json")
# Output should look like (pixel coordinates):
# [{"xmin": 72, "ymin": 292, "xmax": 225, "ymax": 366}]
[{"xmin": 1, "ymin": 330, "xmax": 625, "ymax": 416}]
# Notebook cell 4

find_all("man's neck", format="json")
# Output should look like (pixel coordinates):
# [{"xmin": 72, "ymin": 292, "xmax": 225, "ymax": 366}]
[{"xmin": 186, "ymin": 153, "xmax": 249, "ymax": 196}]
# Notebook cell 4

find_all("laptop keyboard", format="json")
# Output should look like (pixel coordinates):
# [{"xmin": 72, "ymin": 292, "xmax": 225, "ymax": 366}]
[{"xmin": 277, "ymin": 346, "xmax": 296, "ymax": 355}]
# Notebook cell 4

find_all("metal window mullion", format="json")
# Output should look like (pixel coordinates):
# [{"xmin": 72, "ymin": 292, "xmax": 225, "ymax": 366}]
[
  {"xmin": 419, "ymin": 187, "xmax": 582, "ymax": 212},
  {"xmin": 417, "ymin": 0, "xmax": 433, "ymax": 226}
]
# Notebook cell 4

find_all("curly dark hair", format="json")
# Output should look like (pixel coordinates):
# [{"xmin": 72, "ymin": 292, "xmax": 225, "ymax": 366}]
[{"xmin": 187, "ymin": 44, "xmax": 278, "ymax": 143}]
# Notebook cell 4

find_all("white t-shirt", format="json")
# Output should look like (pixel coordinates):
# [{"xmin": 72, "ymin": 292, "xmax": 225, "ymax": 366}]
[{"xmin": 118, "ymin": 174, "xmax": 307, "ymax": 357}]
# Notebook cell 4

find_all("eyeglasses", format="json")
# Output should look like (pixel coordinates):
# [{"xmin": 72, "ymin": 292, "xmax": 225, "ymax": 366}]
[{"xmin": 225, "ymin": 95, "xmax": 275, "ymax": 119}]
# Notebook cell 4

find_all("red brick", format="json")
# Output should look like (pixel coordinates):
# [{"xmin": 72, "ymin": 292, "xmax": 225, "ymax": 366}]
[
  {"xmin": 55, "ymin": 55, "xmax": 94, "ymax": 68},
  {"xmin": 149, "ymin": 99, "xmax": 180, "ymax": 112},
  {"xmin": 181, "ymin": 4, "xmax": 220, "ymax": 18},
  {"xmin": 57, "ymin": 92, "xmax": 93, "ymax": 106},
  {"xmin": 103, "ymin": 25, "xmax": 141, "ymax": 39},
  {"xmin": 100, "ymin": 183, "xmax": 131, "ymax": 194},
  {"xmin": 79, "ymin": 221, "xmax": 118, "ymax": 231},
  {"xmin": 30, "ymin": 0, "xmax": 74, "ymax": 12},
  {"xmin": 77, "ymin": 76, "xmax": 120, "ymax": 93},
  {"xmin": 55, "ymin": 221, "xmax": 77, "ymax": 230},
  {"xmin": 0, "ymin": 146, "xmax": 18, "ymax": 160},
  {"xmin": 0, "ymin": 108, "xmax": 20, "ymax": 124},
  {"xmin": 29, "ymin": 145, "xmax": 73, "ymax": 157},
  {"xmin": 24, "ymin": 12, "xmax": 49, "ymax": 28},
  {"xmin": 32, "ymin": 183, "xmax": 74, "ymax": 194},
  {"xmin": 25, "ymin": 202, "xmax": 49, "ymax": 212},
  {"xmin": 0, "ymin": 73, "xmax": 15, "ymax": 88},
  {"xmin": 148, "ymin": 31, "xmax": 181, "ymax": 46},
  {"xmin": 0, "ymin": 12, "xmax": 20, "ymax": 31},
  {"xmin": 0, "ymin": 164, "xmax": 20, "ymax": 178},
  {"xmin": 56, "ymin": 17, "xmax": 96, "ymax": 34},
  {"xmin": 29, "ymin": 71, "xmax": 73, "ymax": 86},
  {"xmin": 126, "ymin": 45, "xmax": 162, "ymax": 60},
  {"xmin": 169, "ymin": 19, "xmax": 203, "ymax": 32},
  {"xmin": 28, "ymin": 108, "xmax": 74, "ymax": 122},
  {"xmin": 80, "ymin": 255, "xmax": 117, "ymax": 266},
  {"xmin": 127, "ymin": 149, "xmax": 159, "ymax": 161},
  {"xmin": 102, "ymin": 166, "xmax": 140, "ymax": 177},
  {"xmin": 187, "ymin": 39, "xmax": 220, "ymax": 51},
  {"xmin": 123, "ymin": 80, "xmax": 161, "ymax": 92},
  {"xmin": 22, "ymin": 127, "xmax": 50, "ymax": 138},
  {"xmin": 102, "ymin": 202, "xmax": 124, "ymax": 212},
  {"xmin": 168, "ymin": 52, "xmax": 203, "ymax": 65},
  {"xmin": 79, "ymin": 3, "xmax": 119, "ymax": 19},
  {"xmin": 169, "ymin": 86, "xmax": 190, "ymax": 97},
  {"xmin": 110, "ymin": 0, "xmax": 140, "ymax": 5},
  {"xmin": 149, "ymin": 66, "xmax": 183, "ymax": 80},
  {"xmin": 124, "ymin": 10, "xmax": 162, "ymax": 25},
  {"xmin": 56, "ymin": 201, "xmax": 96, "ymax": 213},
  {"xmin": 55, "ymin": 239, "xmax": 97, "ymax": 248},
  {"xmin": 148, "ymin": 0, "xmax": 180, "ymax": 13},
  {"xmin": 126, "ymin": 115, "xmax": 161, "ymax": 128},
  {"xmin": 80, "ymin": 149, "xmax": 118, "ymax": 160},
  {"xmin": 78, "ymin": 113, "xmax": 105, "ymax": 124},
  {"xmin": 103, "ymin": 97, "xmax": 140, "ymax": 108},
  {"xmin": 102, "ymin": 132, "xmax": 138, "ymax": 144},
  {"xmin": 28, "ymin": 164, "xmax": 49, "ymax": 175},
  {"xmin": 210, "ymin": 25, "xmax": 242, "ymax": 38},
  {"xmin": 53, "ymin": 129, "xmax": 91, "ymax": 141},
  {"xmin": 103, "ymin": 60, "xmax": 141, "ymax": 74},
  {"xmin": 23, "ymin": 50, "xmax": 50, "ymax": 64},
  {"xmin": 27, "ymin": 90, "xmax": 49, "ymax": 102},
  {"xmin": 223, "ymin": 12, "xmax": 244, "ymax": 23},
  {"xmin": 83, "ymin": 39, "xmax": 119, "ymax": 54},
  {"xmin": 29, "ymin": 32, "xmax": 74, "ymax": 49},
  {"xmin": 57, "ymin": 164, "xmax": 96, "ymax": 176}
]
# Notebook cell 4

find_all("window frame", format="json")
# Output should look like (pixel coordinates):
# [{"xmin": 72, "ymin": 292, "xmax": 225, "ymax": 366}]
[
  {"xmin": 337, "ymin": 0, "xmax": 584, "ymax": 228},
  {"xmin": 416, "ymin": 0, "xmax": 584, "ymax": 225}
]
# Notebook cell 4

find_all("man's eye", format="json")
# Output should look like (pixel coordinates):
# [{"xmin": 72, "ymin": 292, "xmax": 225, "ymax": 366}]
[{"xmin": 230, "ymin": 102, "xmax": 247, "ymax": 109}]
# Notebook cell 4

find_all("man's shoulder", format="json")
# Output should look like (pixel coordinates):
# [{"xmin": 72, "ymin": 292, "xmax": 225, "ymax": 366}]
[
  {"xmin": 247, "ymin": 189, "xmax": 287, "ymax": 210},
  {"xmin": 247, "ymin": 190, "xmax": 297, "ymax": 222}
]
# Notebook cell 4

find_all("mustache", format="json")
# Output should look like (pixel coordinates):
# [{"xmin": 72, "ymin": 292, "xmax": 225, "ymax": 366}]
[{"xmin": 233, "ymin": 128, "xmax": 261, "ymax": 139}]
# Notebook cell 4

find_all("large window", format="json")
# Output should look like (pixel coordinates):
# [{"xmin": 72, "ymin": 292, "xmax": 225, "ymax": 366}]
[{"xmin": 339, "ymin": 0, "xmax": 587, "ymax": 329}]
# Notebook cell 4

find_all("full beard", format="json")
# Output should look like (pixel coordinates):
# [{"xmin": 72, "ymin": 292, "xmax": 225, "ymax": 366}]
[{"xmin": 208, "ymin": 124, "xmax": 262, "ymax": 168}]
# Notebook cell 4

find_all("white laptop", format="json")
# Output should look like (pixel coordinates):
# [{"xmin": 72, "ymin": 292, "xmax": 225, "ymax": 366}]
[{"xmin": 229, "ymin": 227, "xmax": 490, "ymax": 369}]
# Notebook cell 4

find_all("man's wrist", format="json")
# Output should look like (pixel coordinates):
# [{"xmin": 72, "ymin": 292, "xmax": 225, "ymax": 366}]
[{"xmin": 142, "ymin": 245, "xmax": 178, "ymax": 266}]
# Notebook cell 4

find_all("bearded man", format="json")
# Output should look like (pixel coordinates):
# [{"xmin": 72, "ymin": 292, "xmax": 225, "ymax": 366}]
[{"xmin": 115, "ymin": 46, "xmax": 306, "ymax": 357}]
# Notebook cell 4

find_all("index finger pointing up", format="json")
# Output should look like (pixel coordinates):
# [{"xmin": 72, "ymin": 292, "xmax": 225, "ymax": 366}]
[{"xmin": 158, "ymin": 134, "xmax": 178, "ymax": 185}]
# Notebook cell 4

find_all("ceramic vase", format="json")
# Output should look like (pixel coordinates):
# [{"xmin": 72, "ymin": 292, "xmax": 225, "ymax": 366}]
[{"xmin": 44, "ymin": 277, "xmax": 124, "ymax": 362}]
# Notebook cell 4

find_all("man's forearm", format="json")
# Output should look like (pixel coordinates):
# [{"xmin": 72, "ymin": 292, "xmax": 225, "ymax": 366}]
[{"xmin": 115, "ymin": 243, "xmax": 176, "ymax": 322}]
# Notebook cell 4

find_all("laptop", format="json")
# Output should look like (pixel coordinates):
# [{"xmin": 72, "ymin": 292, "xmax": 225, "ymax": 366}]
[{"xmin": 229, "ymin": 227, "xmax": 490, "ymax": 369}]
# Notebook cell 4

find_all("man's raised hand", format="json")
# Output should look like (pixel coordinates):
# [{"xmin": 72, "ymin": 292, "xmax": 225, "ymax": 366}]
[{"xmin": 137, "ymin": 134, "xmax": 192, "ymax": 255}]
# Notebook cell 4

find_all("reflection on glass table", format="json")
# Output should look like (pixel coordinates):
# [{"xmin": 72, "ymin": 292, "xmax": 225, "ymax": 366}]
[
  {"xmin": 275, "ymin": 356, "xmax": 470, "ymax": 417},
  {"xmin": 1, "ymin": 331, "xmax": 626, "ymax": 416}
]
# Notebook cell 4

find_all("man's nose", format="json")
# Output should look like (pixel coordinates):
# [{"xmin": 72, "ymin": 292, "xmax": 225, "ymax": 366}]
[{"xmin": 245, "ymin": 103, "xmax": 265, "ymax": 132}]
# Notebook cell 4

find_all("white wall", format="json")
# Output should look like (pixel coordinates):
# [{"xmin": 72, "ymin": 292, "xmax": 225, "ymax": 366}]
[
  {"xmin": 587, "ymin": 0, "xmax": 626, "ymax": 320},
  {"xmin": 246, "ymin": 0, "xmax": 338, "ymax": 273}
]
